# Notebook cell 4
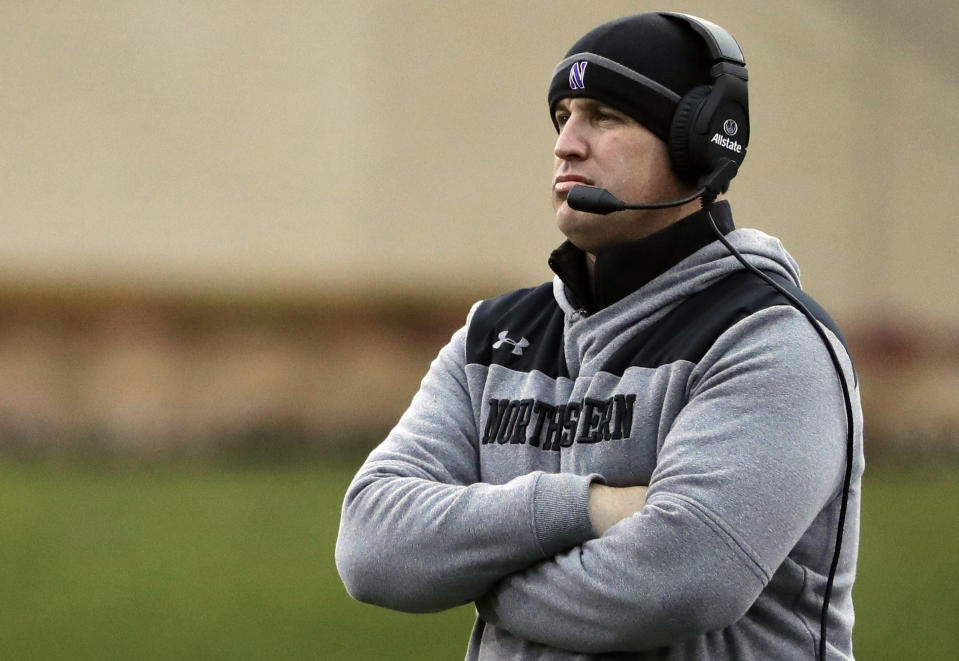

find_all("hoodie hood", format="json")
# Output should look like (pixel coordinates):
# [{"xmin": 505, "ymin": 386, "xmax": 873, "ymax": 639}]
[{"xmin": 551, "ymin": 211, "xmax": 803, "ymax": 377}]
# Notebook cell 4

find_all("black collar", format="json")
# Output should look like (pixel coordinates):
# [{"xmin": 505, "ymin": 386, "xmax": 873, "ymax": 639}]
[{"xmin": 548, "ymin": 201, "xmax": 735, "ymax": 314}]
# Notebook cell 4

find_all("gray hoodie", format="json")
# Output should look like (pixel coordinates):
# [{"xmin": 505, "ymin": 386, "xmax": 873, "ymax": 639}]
[{"xmin": 336, "ymin": 207, "xmax": 864, "ymax": 660}]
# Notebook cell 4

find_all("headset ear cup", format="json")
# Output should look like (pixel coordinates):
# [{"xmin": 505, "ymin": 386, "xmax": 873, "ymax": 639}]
[{"xmin": 669, "ymin": 85, "xmax": 712, "ymax": 183}]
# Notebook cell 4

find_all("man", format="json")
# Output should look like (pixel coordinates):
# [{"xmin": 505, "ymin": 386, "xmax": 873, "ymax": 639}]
[{"xmin": 336, "ymin": 12, "xmax": 863, "ymax": 660}]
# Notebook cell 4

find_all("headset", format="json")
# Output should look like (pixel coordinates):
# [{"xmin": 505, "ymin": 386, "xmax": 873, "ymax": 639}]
[
  {"xmin": 660, "ymin": 12, "xmax": 750, "ymax": 193},
  {"xmin": 566, "ymin": 15, "xmax": 855, "ymax": 661}
]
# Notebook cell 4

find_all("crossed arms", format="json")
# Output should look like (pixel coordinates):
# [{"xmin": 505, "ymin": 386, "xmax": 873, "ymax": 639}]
[{"xmin": 335, "ymin": 307, "xmax": 849, "ymax": 652}]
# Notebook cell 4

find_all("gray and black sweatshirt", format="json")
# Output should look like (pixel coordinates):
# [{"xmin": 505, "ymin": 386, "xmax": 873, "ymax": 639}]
[{"xmin": 336, "ymin": 202, "xmax": 864, "ymax": 660}]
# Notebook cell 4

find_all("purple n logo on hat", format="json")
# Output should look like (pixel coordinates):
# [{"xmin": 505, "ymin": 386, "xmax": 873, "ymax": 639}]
[{"xmin": 568, "ymin": 61, "xmax": 588, "ymax": 90}]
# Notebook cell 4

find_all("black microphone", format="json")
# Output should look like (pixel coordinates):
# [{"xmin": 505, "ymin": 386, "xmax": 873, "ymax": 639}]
[
  {"xmin": 566, "ymin": 158, "xmax": 739, "ymax": 215},
  {"xmin": 565, "ymin": 186, "xmax": 631, "ymax": 214},
  {"xmin": 566, "ymin": 185, "xmax": 703, "ymax": 214}
]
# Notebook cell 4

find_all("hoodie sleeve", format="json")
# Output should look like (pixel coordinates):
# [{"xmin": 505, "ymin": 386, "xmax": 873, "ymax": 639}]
[
  {"xmin": 475, "ymin": 305, "xmax": 858, "ymax": 652},
  {"xmin": 335, "ymin": 312, "xmax": 597, "ymax": 613}
]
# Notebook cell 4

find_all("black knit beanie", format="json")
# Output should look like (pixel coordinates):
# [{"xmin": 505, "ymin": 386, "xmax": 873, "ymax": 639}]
[{"xmin": 548, "ymin": 13, "xmax": 713, "ymax": 143}]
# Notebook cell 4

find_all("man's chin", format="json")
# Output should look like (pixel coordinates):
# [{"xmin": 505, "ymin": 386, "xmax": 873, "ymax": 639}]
[
  {"xmin": 555, "ymin": 209, "xmax": 587, "ymax": 241},
  {"xmin": 556, "ymin": 215, "xmax": 608, "ymax": 253}
]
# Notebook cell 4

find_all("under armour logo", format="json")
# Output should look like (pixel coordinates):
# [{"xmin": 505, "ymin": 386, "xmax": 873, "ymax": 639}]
[
  {"xmin": 568, "ymin": 61, "xmax": 588, "ymax": 90},
  {"xmin": 493, "ymin": 331, "xmax": 530, "ymax": 356}
]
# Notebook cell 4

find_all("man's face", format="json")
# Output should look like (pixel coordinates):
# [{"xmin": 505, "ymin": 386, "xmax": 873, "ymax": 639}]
[{"xmin": 551, "ymin": 97, "xmax": 694, "ymax": 253}]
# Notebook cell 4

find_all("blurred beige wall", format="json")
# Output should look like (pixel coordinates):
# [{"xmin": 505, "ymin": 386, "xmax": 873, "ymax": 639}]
[{"xmin": 2, "ymin": 1, "xmax": 957, "ymax": 325}]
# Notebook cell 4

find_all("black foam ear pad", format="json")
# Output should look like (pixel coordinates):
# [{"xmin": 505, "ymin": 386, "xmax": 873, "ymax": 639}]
[{"xmin": 668, "ymin": 85, "xmax": 711, "ymax": 183}]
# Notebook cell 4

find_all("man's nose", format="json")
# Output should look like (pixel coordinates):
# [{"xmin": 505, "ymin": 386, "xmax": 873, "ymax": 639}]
[{"xmin": 554, "ymin": 119, "xmax": 588, "ymax": 161}]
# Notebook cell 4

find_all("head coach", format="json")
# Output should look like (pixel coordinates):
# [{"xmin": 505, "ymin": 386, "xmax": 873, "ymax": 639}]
[{"xmin": 336, "ymin": 11, "xmax": 864, "ymax": 660}]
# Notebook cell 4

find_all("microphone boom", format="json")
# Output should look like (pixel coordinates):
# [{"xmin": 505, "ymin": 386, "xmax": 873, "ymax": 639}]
[
  {"xmin": 565, "ymin": 158, "xmax": 739, "ymax": 215},
  {"xmin": 566, "ymin": 185, "xmax": 706, "ymax": 214}
]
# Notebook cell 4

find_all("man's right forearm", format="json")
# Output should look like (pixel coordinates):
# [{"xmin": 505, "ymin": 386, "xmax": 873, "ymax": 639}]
[
  {"xmin": 335, "ymin": 319, "xmax": 600, "ymax": 613},
  {"xmin": 336, "ymin": 465, "xmax": 643, "ymax": 613},
  {"xmin": 335, "ymin": 459, "xmax": 598, "ymax": 613}
]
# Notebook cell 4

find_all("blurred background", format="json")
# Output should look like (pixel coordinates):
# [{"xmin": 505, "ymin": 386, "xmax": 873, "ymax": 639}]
[{"xmin": 1, "ymin": 1, "xmax": 956, "ymax": 659}]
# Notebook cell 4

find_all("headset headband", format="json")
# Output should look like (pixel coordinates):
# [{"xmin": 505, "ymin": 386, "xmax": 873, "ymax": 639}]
[{"xmin": 658, "ymin": 12, "xmax": 746, "ymax": 71}]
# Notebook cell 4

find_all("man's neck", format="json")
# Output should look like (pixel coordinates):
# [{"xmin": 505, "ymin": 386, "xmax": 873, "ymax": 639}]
[
  {"xmin": 549, "ymin": 199, "xmax": 735, "ymax": 315},
  {"xmin": 583, "ymin": 196, "xmax": 704, "ymax": 286}
]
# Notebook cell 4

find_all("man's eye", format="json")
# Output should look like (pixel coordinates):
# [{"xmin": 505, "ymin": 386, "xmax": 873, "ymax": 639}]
[{"xmin": 555, "ymin": 113, "xmax": 570, "ymax": 126}]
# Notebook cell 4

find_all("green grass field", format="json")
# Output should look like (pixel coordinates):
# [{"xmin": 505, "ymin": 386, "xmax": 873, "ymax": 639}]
[{"xmin": 0, "ymin": 458, "xmax": 956, "ymax": 660}]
